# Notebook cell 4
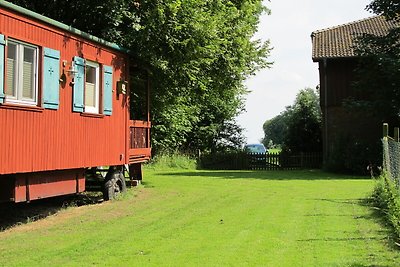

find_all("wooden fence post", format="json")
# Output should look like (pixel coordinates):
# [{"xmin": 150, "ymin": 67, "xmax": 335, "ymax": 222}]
[
  {"xmin": 394, "ymin": 127, "xmax": 399, "ymax": 142},
  {"xmin": 383, "ymin": 123, "xmax": 389, "ymax": 139},
  {"xmin": 300, "ymin": 152, "xmax": 304, "ymax": 168},
  {"xmin": 382, "ymin": 123, "xmax": 391, "ymax": 176}
]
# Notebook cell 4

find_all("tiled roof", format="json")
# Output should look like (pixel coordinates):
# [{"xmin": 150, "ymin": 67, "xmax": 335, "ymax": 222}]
[{"xmin": 311, "ymin": 16, "xmax": 399, "ymax": 60}]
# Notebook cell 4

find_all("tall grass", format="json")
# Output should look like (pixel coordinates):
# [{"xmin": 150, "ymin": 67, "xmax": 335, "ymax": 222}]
[
  {"xmin": 146, "ymin": 152, "xmax": 197, "ymax": 170},
  {"xmin": 370, "ymin": 173, "xmax": 400, "ymax": 240}
]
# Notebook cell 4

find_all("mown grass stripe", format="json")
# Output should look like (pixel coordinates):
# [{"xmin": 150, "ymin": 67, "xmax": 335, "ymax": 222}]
[{"xmin": 0, "ymin": 169, "xmax": 398, "ymax": 266}]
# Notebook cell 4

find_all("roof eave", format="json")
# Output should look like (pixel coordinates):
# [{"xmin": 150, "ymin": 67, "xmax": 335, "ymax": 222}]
[
  {"xmin": 312, "ymin": 55, "xmax": 359, "ymax": 62},
  {"xmin": 0, "ymin": 0, "xmax": 132, "ymax": 54}
]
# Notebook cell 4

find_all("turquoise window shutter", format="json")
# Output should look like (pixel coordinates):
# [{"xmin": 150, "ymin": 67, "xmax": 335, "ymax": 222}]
[
  {"xmin": 73, "ymin": 56, "xmax": 85, "ymax": 112},
  {"xmin": 42, "ymin": 47, "xmax": 60, "ymax": 109},
  {"xmin": 103, "ymin": 65, "xmax": 113, "ymax": 115},
  {"xmin": 0, "ymin": 34, "xmax": 5, "ymax": 104}
]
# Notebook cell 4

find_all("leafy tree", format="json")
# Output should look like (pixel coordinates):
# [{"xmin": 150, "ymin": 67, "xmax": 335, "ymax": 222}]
[
  {"xmin": 262, "ymin": 88, "xmax": 322, "ymax": 153},
  {"xmin": 283, "ymin": 88, "xmax": 322, "ymax": 153},
  {"xmin": 9, "ymin": 0, "xmax": 272, "ymax": 154},
  {"xmin": 126, "ymin": 0, "xmax": 271, "ymax": 153},
  {"xmin": 351, "ymin": 1, "xmax": 400, "ymax": 124},
  {"xmin": 262, "ymin": 112, "xmax": 289, "ymax": 148},
  {"xmin": 212, "ymin": 120, "xmax": 246, "ymax": 153},
  {"xmin": 9, "ymin": 0, "xmax": 132, "ymax": 39},
  {"xmin": 367, "ymin": 0, "xmax": 400, "ymax": 21}
]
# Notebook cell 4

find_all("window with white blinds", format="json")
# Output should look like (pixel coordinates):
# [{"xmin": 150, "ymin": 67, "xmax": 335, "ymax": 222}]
[
  {"xmin": 5, "ymin": 40, "xmax": 38, "ymax": 105},
  {"xmin": 84, "ymin": 61, "xmax": 99, "ymax": 113},
  {"xmin": 6, "ymin": 43, "xmax": 16, "ymax": 97}
]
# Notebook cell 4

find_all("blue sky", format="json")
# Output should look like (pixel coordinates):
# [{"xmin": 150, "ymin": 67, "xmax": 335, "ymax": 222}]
[{"xmin": 237, "ymin": 0, "xmax": 372, "ymax": 144}]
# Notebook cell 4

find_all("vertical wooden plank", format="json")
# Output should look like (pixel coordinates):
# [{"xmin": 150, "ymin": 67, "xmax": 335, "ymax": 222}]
[
  {"xmin": 394, "ymin": 127, "xmax": 399, "ymax": 142},
  {"xmin": 11, "ymin": 110, "xmax": 17, "ymax": 171}
]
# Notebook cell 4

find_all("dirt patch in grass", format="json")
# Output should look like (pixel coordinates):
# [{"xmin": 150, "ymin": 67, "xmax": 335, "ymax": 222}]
[
  {"xmin": 0, "ymin": 185, "xmax": 151, "ymax": 234},
  {"xmin": 0, "ymin": 192, "xmax": 104, "ymax": 232}
]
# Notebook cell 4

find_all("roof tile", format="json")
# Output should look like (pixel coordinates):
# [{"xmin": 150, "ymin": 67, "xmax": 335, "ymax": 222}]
[{"xmin": 311, "ymin": 16, "xmax": 399, "ymax": 60}]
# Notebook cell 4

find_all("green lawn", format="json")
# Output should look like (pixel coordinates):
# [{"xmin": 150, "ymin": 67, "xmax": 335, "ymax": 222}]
[
  {"xmin": 0, "ymin": 169, "xmax": 399, "ymax": 266},
  {"xmin": 267, "ymin": 148, "xmax": 281, "ymax": 154}
]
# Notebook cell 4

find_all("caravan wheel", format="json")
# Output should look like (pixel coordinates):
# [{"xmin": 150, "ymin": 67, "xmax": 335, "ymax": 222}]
[{"xmin": 103, "ymin": 171, "xmax": 127, "ymax": 200}]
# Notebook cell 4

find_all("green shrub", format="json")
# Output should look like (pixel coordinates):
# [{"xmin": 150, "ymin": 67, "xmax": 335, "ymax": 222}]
[
  {"xmin": 146, "ymin": 153, "xmax": 197, "ymax": 170},
  {"xmin": 198, "ymin": 151, "xmax": 249, "ymax": 170},
  {"xmin": 325, "ymin": 135, "xmax": 381, "ymax": 175},
  {"xmin": 371, "ymin": 173, "xmax": 400, "ymax": 240}
]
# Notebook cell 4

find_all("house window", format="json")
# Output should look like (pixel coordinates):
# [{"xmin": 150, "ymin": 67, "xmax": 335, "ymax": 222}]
[
  {"xmin": 72, "ymin": 56, "xmax": 112, "ymax": 115},
  {"xmin": 85, "ymin": 61, "xmax": 99, "ymax": 114},
  {"xmin": 5, "ymin": 40, "xmax": 38, "ymax": 105}
]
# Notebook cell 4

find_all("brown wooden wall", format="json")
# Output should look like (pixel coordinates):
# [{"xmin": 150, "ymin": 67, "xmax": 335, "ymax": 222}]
[
  {"xmin": 0, "ymin": 7, "xmax": 130, "ymax": 175},
  {"xmin": 318, "ymin": 59, "xmax": 361, "ymax": 108},
  {"xmin": 317, "ymin": 58, "xmax": 381, "ymax": 162}
]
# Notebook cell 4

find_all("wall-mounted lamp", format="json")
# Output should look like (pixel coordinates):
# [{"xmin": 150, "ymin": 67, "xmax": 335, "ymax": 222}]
[
  {"xmin": 60, "ymin": 60, "xmax": 78, "ymax": 86},
  {"xmin": 66, "ymin": 63, "xmax": 78, "ymax": 79},
  {"xmin": 117, "ymin": 80, "xmax": 128, "ymax": 95}
]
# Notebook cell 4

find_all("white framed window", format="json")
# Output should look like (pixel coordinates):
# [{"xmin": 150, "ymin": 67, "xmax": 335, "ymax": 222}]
[
  {"xmin": 84, "ymin": 61, "xmax": 100, "ymax": 114},
  {"xmin": 5, "ymin": 39, "xmax": 38, "ymax": 106}
]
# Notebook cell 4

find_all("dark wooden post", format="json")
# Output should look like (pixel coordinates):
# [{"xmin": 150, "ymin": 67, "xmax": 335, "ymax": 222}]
[
  {"xmin": 300, "ymin": 152, "xmax": 304, "ymax": 168},
  {"xmin": 394, "ymin": 127, "xmax": 399, "ymax": 142},
  {"xmin": 129, "ymin": 163, "xmax": 143, "ymax": 183}
]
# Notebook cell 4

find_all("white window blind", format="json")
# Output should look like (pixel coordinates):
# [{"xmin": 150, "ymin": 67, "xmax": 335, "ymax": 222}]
[
  {"xmin": 5, "ymin": 40, "xmax": 38, "ymax": 105},
  {"xmin": 22, "ymin": 47, "xmax": 35, "ymax": 99},
  {"xmin": 85, "ymin": 82, "xmax": 95, "ymax": 107},
  {"xmin": 6, "ymin": 58, "xmax": 15, "ymax": 97},
  {"xmin": 84, "ymin": 62, "xmax": 99, "ymax": 113},
  {"xmin": 6, "ymin": 43, "xmax": 16, "ymax": 97}
]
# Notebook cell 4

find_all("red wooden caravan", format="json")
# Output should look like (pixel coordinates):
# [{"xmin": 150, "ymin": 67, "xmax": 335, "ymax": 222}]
[{"xmin": 0, "ymin": 1, "xmax": 151, "ymax": 202}]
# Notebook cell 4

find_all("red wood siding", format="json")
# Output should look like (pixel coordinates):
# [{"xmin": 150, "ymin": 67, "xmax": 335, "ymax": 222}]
[
  {"xmin": 128, "ymin": 120, "xmax": 151, "ymax": 163},
  {"xmin": 0, "ymin": 7, "xmax": 130, "ymax": 175},
  {"xmin": 14, "ymin": 169, "xmax": 85, "ymax": 202}
]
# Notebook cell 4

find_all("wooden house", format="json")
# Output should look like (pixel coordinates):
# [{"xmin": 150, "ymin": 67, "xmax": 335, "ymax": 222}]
[
  {"xmin": 311, "ymin": 16, "xmax": 398, "ymax": 167},
  {"xmin": 0, "ymin": 1, "xmax": 151, "ymax": 202}
]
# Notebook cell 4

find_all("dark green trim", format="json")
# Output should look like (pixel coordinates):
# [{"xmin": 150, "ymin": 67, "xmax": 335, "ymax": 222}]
[{"xmin": 0, "ymin": 1, "xmax": 131, "ymax": 54}]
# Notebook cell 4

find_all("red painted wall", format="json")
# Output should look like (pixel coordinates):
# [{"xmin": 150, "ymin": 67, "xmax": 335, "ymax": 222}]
[
  {"xmin": 0, "ymin": 7, "xmax": 130, "ymax": 175},
  {"xmin": 14, "ymin": 169, "xmax": 85, "ymax": 202}
]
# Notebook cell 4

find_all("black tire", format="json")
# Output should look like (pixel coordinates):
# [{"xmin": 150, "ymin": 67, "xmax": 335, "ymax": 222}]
[
  {"xmin": 117, "ymin": 171, "xmax": 127, "ymax": 193},
  {"xmin": 103, "ymin": 171, "xmax": 127, "ymax": 201}
]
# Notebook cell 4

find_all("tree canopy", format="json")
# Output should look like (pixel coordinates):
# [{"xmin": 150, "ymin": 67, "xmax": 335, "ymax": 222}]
[
  {"xmin": 262, "ymin": 112, "xmax": 289, "ymax": 148},
  {"xmin": 10, "ymin": 0, "xmax": 272, "ymax": 154},
  {"xmin": 367, "ymin": 0, "xmax": 400, "ymax": 21},
  {"xmin": 283, "ymin": 88, "xmax": 322, "ymax": 153},
  {"xmin": 351, "ymin": 0, "xmax": 400, "ymax": 124},
  {"xmin": 262, "ymin": 88, "xmax": 322, "ymax": 153},
  {"xmin": 130, "ymin": 1, "xmax": 272, "ymax": 153}
]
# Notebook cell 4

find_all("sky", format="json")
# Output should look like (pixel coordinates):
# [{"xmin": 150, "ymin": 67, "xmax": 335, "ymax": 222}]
[{"xmin": 237, "ymin": 0, "xmax": 373, "ymax": 144}]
